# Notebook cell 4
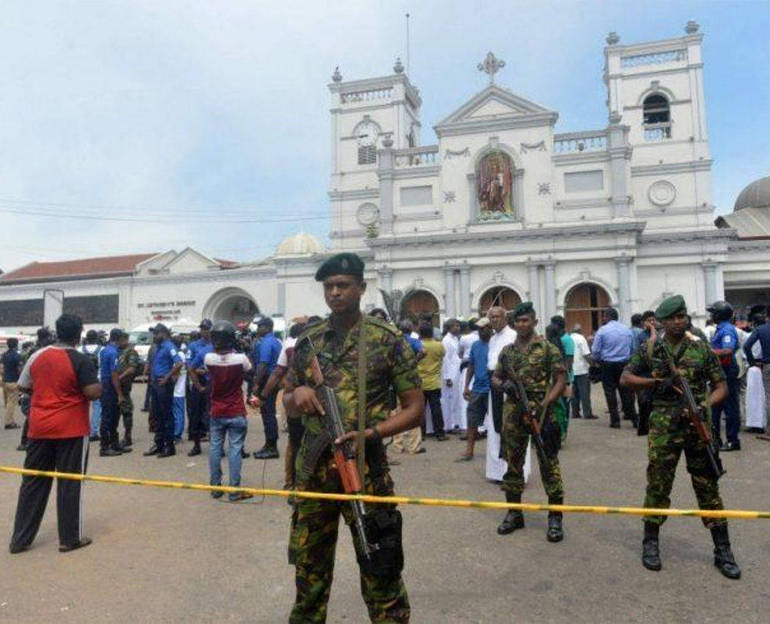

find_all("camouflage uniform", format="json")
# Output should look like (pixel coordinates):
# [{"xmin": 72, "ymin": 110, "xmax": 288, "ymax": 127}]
[
  {"xmin": 117, "ymin": 346, "xmax": 140, "ymax": 431},
  {"xmin": 625, "ymin": 336, "xmax": 727, "ymax": 527},
  {"xmin": 495, "ymin": 337, "xmax": 566, "ymax": 500},
  {"xmin": 285, "ymin": 315, "xmax": 421, "ymax": 624}
]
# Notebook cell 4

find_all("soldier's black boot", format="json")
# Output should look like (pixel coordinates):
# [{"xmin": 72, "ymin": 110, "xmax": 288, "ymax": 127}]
[
  {"xmin": 711, "ymin": 525, "xmax": 741, "ymax": 579},
  {"xmin": 497, "ymin": 492, "xmax": 524, "ymax": 535},
  {"xmin": 642, "ymin": 522, "xmax": 662, "ymax": 571},
  {"xmin": 546, "ymin": 497, "xmax": 564, "ymax": 542},
  {"xmin": 120, "ymin": 428, "xmax": 132, "ymax": 450}
]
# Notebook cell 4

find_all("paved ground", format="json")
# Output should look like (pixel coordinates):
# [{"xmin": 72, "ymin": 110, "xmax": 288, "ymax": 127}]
[{"xmin": 0, "ymin": 384, "xmax": 768, "ymax": 623}]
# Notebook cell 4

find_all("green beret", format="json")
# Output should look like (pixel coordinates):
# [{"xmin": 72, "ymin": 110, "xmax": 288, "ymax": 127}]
[
  {"xmin": 655, "ymin": 295, "xmax": 687, "ymax": 320},
  {"xmin": 512, "ymin": 301, "xmax": 535, "ymax": 318},
  {"xmin": 314, "ymin": 252, "xmax": 365, "ymax": 282}
]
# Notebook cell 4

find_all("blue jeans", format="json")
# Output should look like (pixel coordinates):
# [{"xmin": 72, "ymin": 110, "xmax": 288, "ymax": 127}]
[
  {"xmin": 173, "ymin": 396, "xmax": 185, "ymax": 439},
  {"xmin": 90, "ymin": 399, "xmax": 102, "ymax": 437},
  {"xmin": 209, "ymin": 416, "xmax": 248, "ymax": 488}
]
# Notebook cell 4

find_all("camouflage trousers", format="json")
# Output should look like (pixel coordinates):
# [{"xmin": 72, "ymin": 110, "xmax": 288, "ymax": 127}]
[
  {"xmin": 288, "ymin": 459, "xmax": 409, "ymax": 623},
  {"xmin": 119, "ymin": 394, "xmax": 133, "ymax": 431},
  {"xmin": 644, "ymin": 408, "xmax": 725, "ymax": 528},
  {"xmin": 501, "ymin": 407, "xmax": 564, "ymax": 501}
]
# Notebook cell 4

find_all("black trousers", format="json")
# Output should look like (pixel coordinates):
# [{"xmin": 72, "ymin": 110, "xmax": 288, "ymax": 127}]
[
  {"xmin": 11, "ymin": 436, "xmax": 89, "ymax": 550},
  {"xmin": 423, "ymin": 388, "xmax": 445, "ymax": 435},
  {"xmin": 151, "ymin": 380, "xmax": 174, "ymax": 449},
  {"xmin": 490, "ymin": 385, "xmax": 504, "ymax": 434},
  {"xmin": 100, "ymin": 386, "xmax": 119, "ymax": 449},
  {"xmin": 187, "ymin": 385, "xmax": 209, "ymax": 442},
  {"xmin": 600, "ymin": 361, "xmax": 636, "ymax": 425}
]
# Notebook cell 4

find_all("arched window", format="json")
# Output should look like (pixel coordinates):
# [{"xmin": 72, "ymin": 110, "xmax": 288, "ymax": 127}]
[
  {"xmin": 402, "ymin": 289, "xmax": 440, "ymax": 327},
  {"xmin": 564, "ymin": 283, "xmax": 611, "ymax": 336},
  {"xmin": 643, "ymin": 94, "xmax": 671, "ymax": 141},
  {"xmin": 478, "ymin": 286, "xmax": 521, "ymax": 316}
]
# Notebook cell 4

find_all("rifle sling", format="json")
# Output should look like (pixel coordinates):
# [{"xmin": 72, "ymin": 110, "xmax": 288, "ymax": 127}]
[{"xmin": 357, "ymin": 317, "xmax": 367, "ymax": 481}]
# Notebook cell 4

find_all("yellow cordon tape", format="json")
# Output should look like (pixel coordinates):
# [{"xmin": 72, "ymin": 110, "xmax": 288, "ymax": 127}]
[{"xmin": 1, "ymin": 465, "xmax": 769, "ymax": 519}]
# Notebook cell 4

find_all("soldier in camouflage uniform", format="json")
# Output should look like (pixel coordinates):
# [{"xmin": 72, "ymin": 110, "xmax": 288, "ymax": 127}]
[
  {"xmin": 621, "ymin": 294, "xmax": 740, "ymax": 579},
  {"xmin": 116, "ymin": 331, "xmax": 141, "ymax": 450},
  {"xmin": 283, "ymin": 252, "xmax": 424, "ymax": 624},
  {"xmin": 491, "ymin": 302, "xmax": 567, "ymax": 542}
]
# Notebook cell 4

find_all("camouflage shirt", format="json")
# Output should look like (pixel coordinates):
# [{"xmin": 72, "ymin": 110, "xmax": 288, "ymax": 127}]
[
  {"xmin": 287, "ymin": 314, "xmax": 421, "ymax": 434},
  {"xmin": 625, "ymin": 336, "xmax": 725, "ymax": 407},
  {"xmin": 117, "ymin": 346, "xmax": 141, "ymax": 391},
  {"xmin": 495, "ymin": 336, "xmax": 566, "ymax": 403}
]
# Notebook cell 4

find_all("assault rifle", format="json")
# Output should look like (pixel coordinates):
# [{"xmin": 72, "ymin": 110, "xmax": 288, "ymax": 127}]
[
  {"xmin": 303, "ymin": 340, "xmax": 404, "ymax": 580},
  {"xmin": 501, "ymin": 374, "xmax": 549, "ymax": 467},
  {"xmin": 659, "ymin": 342, "xmax": 725, "ymax": 480},
  {"xmin": 307, "ymin": 352, "xmax": 374, "ymax": 569}
]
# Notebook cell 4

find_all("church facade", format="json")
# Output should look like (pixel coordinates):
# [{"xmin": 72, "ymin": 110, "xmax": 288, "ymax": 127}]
[
  {"xmin": 327, "ymin": 21, "xmax": 766, "ymax": 332},
  {"xmin": 1, "ymin": 22, "xmax": 768, "ymax": 336}
]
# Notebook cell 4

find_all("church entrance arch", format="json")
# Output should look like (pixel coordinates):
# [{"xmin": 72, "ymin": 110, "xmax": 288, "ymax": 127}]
[
  {"xmin": 478, "ymin": 286, "xmax": 522, "ymax": 316},
  {"xmin": 401, "ymin": 289, "xmax": 440, "ymax": 327},
  {"xmin": 203, "ymin": 287, "xmax": 259, "ymax": 324},
  {"xmin": 564, "ymin": 283, "xmax": 611, "ymax": 335}
]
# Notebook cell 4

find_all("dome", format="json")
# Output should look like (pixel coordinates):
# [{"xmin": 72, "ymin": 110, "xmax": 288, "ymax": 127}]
[
  {"xmin": 274, "ymin": 232, "xmax": 324, "ymax": 257},
  {"xmin": 734, "ymin": 176, "xmax": 770, "ymax": 211}
]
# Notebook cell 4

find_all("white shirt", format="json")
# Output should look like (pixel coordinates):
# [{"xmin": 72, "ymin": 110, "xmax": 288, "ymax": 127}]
[
  {"xmin": 276, "ymin": 336, "xmax": 297, "ymax": 368},
  {"xmin": 441, "ymin": 333, "xmax": 461, "ymax": 380},
  {"xmin": 174, "ymin": 351, "xmax": 187, "ymax": 397},
  {"xmin": 571, "ymin": 332, "xmax": 591, "ymax": 376},
  {"xmin": 487, "ymin": 325, "xmax": 517, "ymax": 370},
  {"xmin": 458, "ymin": 331, "xmax": 479, "ymax": 363}
]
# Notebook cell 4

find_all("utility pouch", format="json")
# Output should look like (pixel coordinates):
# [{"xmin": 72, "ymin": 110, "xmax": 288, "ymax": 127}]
[{"xmin": 356, "ymin": 508, "xmax": 404, "ymax": 580}]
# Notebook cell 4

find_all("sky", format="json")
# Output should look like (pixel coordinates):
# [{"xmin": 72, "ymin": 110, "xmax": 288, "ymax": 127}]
[{"xmin": 0, "ymin": 0, "xmax": 768, "ymax": 272}]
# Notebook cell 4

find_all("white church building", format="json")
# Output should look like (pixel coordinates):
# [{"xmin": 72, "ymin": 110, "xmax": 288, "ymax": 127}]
[{"xmin": 1, "ymin": 22, "xmax": 768, "ymax": 335}]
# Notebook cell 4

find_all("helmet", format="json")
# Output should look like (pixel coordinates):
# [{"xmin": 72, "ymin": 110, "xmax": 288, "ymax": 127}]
[
  {"xmin": 707, "ymin": 300, "xmax": 734, "ymax": 322},
  {"xmin": 210, "ymin": 320, "xmax": 237, "ymax": 349}
]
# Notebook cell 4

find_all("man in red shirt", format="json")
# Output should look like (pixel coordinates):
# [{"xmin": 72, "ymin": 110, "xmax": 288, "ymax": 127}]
[
  {"xmin": 203, "ymin": 320, "xmax": 253, "ymax": 502},
  {"xmin": 10, "ymin": 313, "xmax": 101, "ymax": 554}
]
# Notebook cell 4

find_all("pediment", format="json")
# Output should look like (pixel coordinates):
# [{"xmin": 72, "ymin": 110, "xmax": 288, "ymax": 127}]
[
  {"xmin": 434, "ymin": 84, "xmax": 558, "ymax": 136},
  {"xmin": 161, "ymin": 247, "xmax": 220, "ymax": 274}
]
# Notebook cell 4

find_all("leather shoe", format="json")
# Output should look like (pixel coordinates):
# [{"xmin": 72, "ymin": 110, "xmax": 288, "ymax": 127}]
[
  {"xmin": 609, "ymin": 422, "xmax": 621, "ymax": 429},
  {"xmin": 253, "ymin": 445, "xmax": 279, "ymax": 460},
  {"xmin": 157, "ymin": 447, "xmax": 176, "ymax": 458},
  {"xmin": 59, "ymin": 537, "xmax": 92, "ymax": 553},
  {"xmin": 720, "ymin": 441, "xmax": 741, "ymax": 452},
  {"xmin": 143, "ymin": 444, "xmax": 160, "ymax": 456},
  {"xmin": 497, "ymin": 510, "xmax": 524, "ymax": 535},
  {"xmin": 4, "ymin": 422, "xmax": 19, "ymax": 429},
  {"xmin": 188, "ymin": 445, "xmax": 202, "ymax": 457},
  {"xmin": 99, "ymin": 448, "xmax": 122, "ymax": 457}
]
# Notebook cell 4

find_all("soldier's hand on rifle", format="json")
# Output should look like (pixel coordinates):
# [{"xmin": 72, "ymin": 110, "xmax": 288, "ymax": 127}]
[
  {"xmin": 292, "ymin": 385, "xmax": 326, "ymax": 416},
  {"xmin": 335, "ymin": 427, "xmax": 378, "ymax": 454}
]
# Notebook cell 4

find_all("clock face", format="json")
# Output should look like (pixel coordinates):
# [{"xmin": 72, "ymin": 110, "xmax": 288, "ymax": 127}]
[{"xmin": 356, "ymin": 121, "xmax": 379, "ymax": 147}]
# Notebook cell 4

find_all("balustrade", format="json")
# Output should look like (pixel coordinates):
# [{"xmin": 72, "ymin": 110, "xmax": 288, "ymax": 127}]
[
  {"xmin": 621, "ymin": 49, "xmax": 687, "ymax": 68},
  {"xmin": 341, "ymin": 88, "xmax": 393, "ymax": 103},
  {"xmin": 643, "ymin": 122, "xmax": 671, "ymax": 141},
  {"xmin": 553, "ymin": 132, "xmax": 607, "ymax": 154},
  {"xmin": 393, "ymin": 146, "xmax": 440, "ymax": 168}
]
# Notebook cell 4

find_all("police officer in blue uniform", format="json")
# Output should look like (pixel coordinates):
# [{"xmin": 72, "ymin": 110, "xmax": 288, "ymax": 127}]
[
  {"xmin": 143, "ymin": 323, "xmax": 184, "ymax": 458},
  {"xmin": 187, "ymin": 321, "xmax": 214, "ymax": 457},
  {"xmin": 99, "ymin": 328, "xmax": 126, "ymax": 457},
  {"xmin": 708, "ymin": 301, "xmax": 741, "ymax": 451}
]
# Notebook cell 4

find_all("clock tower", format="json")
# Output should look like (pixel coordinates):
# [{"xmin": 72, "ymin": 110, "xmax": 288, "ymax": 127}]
[{"xmin": 328, "ymin": 61, "xmax": 422, "ymax": 250}]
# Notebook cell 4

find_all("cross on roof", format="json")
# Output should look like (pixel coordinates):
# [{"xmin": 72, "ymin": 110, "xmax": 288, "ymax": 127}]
[{"xmin": 477, "ymin": 52, "xmax": 505, "ymax": 84}]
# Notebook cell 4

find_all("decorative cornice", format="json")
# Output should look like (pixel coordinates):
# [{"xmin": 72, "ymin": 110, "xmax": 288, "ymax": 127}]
[
  {"xmin": 634, "ymin": 203, "xmax": 714, "ymax": 217},
  {"xmin": 367, "ymin": 221, "xmax": 646, "ymax": 248},
  {"xmin": 391, "ymin": 165, "xmax": 441, "ymax": 180},
  {"xmin": 435, "ymin": 112, "xmax": 558, "ymax": 138},
  {"xmin": 552, "ymin": 151, "xmax": 611, "ymax": 165},
  {"xmin": 328, "ymin": 188, "xmax": 380, "ymax": 201},
  {"xmin": 631, "ymin": 160, "xmax": 712, "ymax": 176},
  {"xmin": 640, "ymin": 228, "xmax": 735, "ymax": 245}
]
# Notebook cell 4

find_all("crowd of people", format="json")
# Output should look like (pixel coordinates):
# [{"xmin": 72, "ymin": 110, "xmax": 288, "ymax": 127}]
[{"xmin": 2, "ymin": 248, "xmax": 768, "ymax": 619}]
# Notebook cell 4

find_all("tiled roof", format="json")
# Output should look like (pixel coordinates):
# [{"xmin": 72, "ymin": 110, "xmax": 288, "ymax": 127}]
[{"xmin": 0, "ymin": 253, "xmax": 159, "ymax": 284}]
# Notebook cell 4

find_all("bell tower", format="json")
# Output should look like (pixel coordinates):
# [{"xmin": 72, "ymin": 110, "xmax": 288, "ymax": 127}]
[{"xmin": 328, "ymin": 61, "xmax": 422, "ymax": 250}]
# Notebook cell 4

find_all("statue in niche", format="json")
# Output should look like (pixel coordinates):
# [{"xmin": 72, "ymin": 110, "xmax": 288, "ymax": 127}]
[{"xmin": 477, "ymin": 151, "xmax": 514, "ymax": 216}]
